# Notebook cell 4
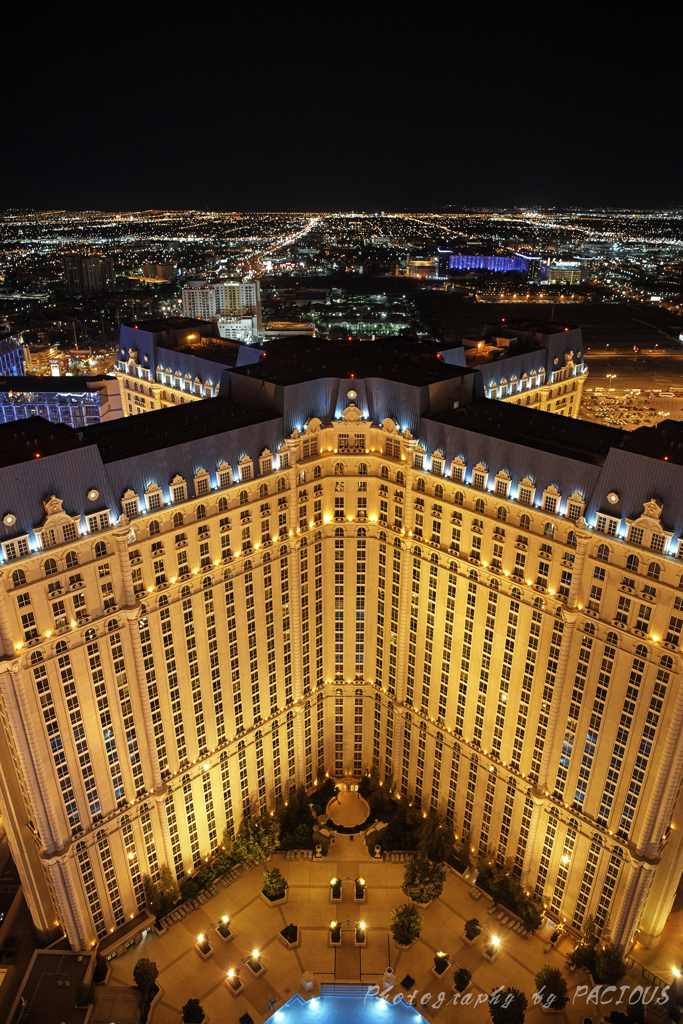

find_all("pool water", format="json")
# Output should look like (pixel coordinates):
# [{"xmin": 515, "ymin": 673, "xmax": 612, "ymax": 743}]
[{"xmin": 272, "ymin": 992, "xmax": 427, "ymax": 1024}]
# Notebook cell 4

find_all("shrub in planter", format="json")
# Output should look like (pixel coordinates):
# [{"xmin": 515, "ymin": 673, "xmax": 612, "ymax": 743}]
[
  {"xmin": 93, "ymin": 953, "xmax": 107, "ymax": 984},
  {"xmin": 217, "ymin": 915, "xmax": 231, "ymax": 938},
  {"xmin": 330, "ymin": 877, "xmax": 342, "ymax": 900},
  {"xmin": 534, "ymin": 965, "xmax": 569, "ymax": 1011},
  {"xmin": 133, "ymin": 958, "xmax": 159, "ymax": 993},
  {"xmin": 329, "ymin": 921, "xmax": 342, "ymax": 944},
  {"xmin": 390, "ymin": 903, "xmax": 422, "ymax": 946},
  {"xmin": 262, "ymin": 867, "xmax": 288, "ymax": 900},
  {"xmin": 196, "ymin": 865, "xmax": 217, "ymax": 891},
  {"xmin": 489, "ymin": 987, "xmax": 527, "ymax": 1024},
  {"xmin": 75, "ymin": 983, "xmax": 95, "ymax": 1006},
  {"xmin": 182, "ymin": 998, "xmax": 205, "ymax": 1023},
  {"xmin": 355, "ymin": 876, "xmax": 366, "ymax": 899},
  {"xmin": 401, "ymin": 858, "xmax": 446, "ymax": 903},
  {"xmin": 464, "ymin": 917, "xmax": 481, "ymax": 941},
  {"xmin": 180, "ymin": 879, "xmax": 200, "ymax": 902},
  {"xmin": 281, "ymin": 924, "xmax": 298, "ymax": 945},
  {"xmin": 433, "ymin": 952, "xmax": 449, "ymax": 976},
  {"xmin": 594, "ymin": 947, "xmax": 627, "ymax": 985},
  {"xmin": 454, "ymin": 967, "xmax": 472, "ymax": 993}
]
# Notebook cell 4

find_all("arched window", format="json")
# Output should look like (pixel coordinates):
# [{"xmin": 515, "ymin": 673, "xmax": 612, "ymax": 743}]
[
  {"xmin": 430, "ymin": 553, "xmax": 439, "ymax": 564},
  {"xmin": 490, "ymin": 577, "xmax": 499, "ymax": 590},
  {"xmin": 149, "ymin": 519, "xmax": 160, "ymax": 536},
  {"xmin": 358, "ymin": 463, "xmax": 368, "ymax": 476},
  {"xmin": 626, "ymin": 554, "xmax": 639, "ymax": 572},
  {"xmin": 158, "ymin": 594, "xmax": 168, "ymax": 606},
  {"xmin": 520, "ymin": 514, "xmax": 531, "ymax": 530},
  {"xmin": 597, "ymin": 544, "xmax": 610, "ymax": 562},
  {"xmin": 334, "ymin": 463, "xmax": 344, "ymax": 475},
  {"xmin": 379, "ymin": 530, "xmax": 387, "ymax": 542},
  {"xmin": 584, "ymin": 620, "xmax": 595, "ymax": 635},
  {"xmin": 196, "ymin": 504, "xmax": 206, "ymax": 520},
  {"xmin": 647, "ymin": 562, "xmax": 661, "ymax": 580},
  {"xmin": 107, "ymin": 618, "xmax": 118, "ymax": 631},
  {"xmin": 636, "ymin": 644, "xmax": 648, "ymax": 658},
  {"xmin": 95, "ymin": 541, "xmax": 107, "ymax": 558},
  {"xmin": 381, "ymin": 466, "xmax": 389, "ymax": 479},
  {"xmin": 497, "ymin": 506, "xmax": 507, "ymax": 522},
  {"xmin": 449, "ymin": 561, "xmax": 458, "ymax": 571},
  {"xmin": 30, "ymin": 650, "xmax": 43, "ymax": 664},
  {"xmin": 511, "ymin": 587, "xmax": 522, "ymax": 600},
  {"xmin": 417, "ymin": 478, "xmax": 425, "ymax": 493},
  {"xmin": 314, "ymin": 465, "xmax": 321, "ymax": 479},
  {"xmin": 173, "ymin": 511, "xmax": 184, "ymax": 529},
  {"xmin": 11, "ymin": 568, "xmax": 26, "ymax": 587},
  {"xmin": 469, "ymin": 569, "xmax": 478, "ymax": 581},
  {"xmin": 218, "ymin": 496, "xmax": 228, "ymax": 513},
  {"xmin": 357, "ymin": 528, "xmax": 366, "ymax": 537},
  {"xmin": 277, "ymin": 477, "xmax": 286, "ymax": 492},
  {"xmin": 181, "ymin": 585, "xmax": 192, "ymax": 598},
  {"xmin": 661, "ymin": 654, "xmax": 674, "ymax": 669},
  {"xmin": 202, "ymin": 576, "xmax": 213, "ymax": 588},
  {"xmin": 544, "ymin": 522, "xmax": 554, "ymax": 538},
  {"xmin": 298, "ymin": 470, "xmax": 306, "ymax": 485},
  {"xmin": 84, "ymin": 628, "xmax": 96, "ymax": 642},
  {"xmin": 475, "ymin": 498, "xmax": 485, "ymax": 514},
  {"xmin": 435, "ymin": 484, "xmax": 443, "ymax": 499},
  {"xmin": 413, "ymin": 545, "xmax": 420, "ymax": 556},
  {"xmin": 55, "ymin": 639, "xmax": 68, "ymax": 655},
  {"xmin": 335, "ymin": 527, "xmax": 344, "ymax": 537},
  {"xmin": 533, "ymin": 596, "xmax": 545, "ymax": 609},
  {"xmin": 239, "ymin": 490, "xmax": 248, "ymax": 505},
  {"xmin": 66, "ymin": 551, "xmax": 79, "ymax": 568},
  {"xmin": 454, "ymin": 491, "xmax": 464, "ymax": 507},
  {"xmin": 396, "ymin": 471, "xmax": 405, "ymax": 486},
  {"xmin": 259, "ymin": 483, "xmax": 268, "ymax": 498},
  {"xmin": 243, "ymin": 559, "xmax": 252, "ymax": 571},
  {"xmin": 44, "ymin": 558, "xmax": 58, "ymax": 577},
  {"xmin": 567, "ymin": 531, "xmax": 577, "ymax": 549},
  {"xmin": 606, "ymin": 631, "xmax": 619, "ymax": 645}
]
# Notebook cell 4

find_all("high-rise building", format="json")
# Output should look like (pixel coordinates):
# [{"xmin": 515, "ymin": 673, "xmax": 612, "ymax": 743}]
[
  {"xmin": 0, "ymin": 375, "xmax": 122, "ymax": 426},
  {"xmin": 0, "ymin": 338, "xmax": 682, "ymax": 963},
  {"xmin": 62, "ymin": 256, "xmax": 117, "ymax": 294},
  {"xmin": 181, "ymin": 280, "xmax": 261, "ymax": 329},
  {"xmin": 0, "ymin": 326, "xmax": 26, "ymax": 376}
]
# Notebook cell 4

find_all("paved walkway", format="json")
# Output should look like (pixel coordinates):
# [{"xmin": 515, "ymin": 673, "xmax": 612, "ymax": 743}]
[{"xmin": 102, "ymin": 836, "xmax": 677, "ymax": 1024}]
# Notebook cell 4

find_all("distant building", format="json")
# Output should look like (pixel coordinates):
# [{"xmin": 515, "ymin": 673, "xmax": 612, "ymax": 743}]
[
  {"xmin": 114, "ymin": 318, "xmax": 262, "ymax": 416},
  {"xmin": 181, "ymin": 280, "xmax": 261, "ymax": 330},
  {"xmin": 264, "ymin": 322, "xmax": 316, "ymax": 338},
  {"xmin": 0, "ymin": 326, "xmax": 25, "ymax": 376},
  {"xmin": 454, "ymin": 319, "xmax": 588, "ymax": 418},
  {"xmin": 408, "ymin": 258, "xmax": 439, "ymax": 279},
  {"xmin": 449, "ymin": 254, "xmax": 530, "ymax": 273},
  {"xmin": 62, "ymin": 256, "xmax": 116, "ymax": 294},
  {"xmin": 0, "ymin": 375, "xmax": 122, "ymax": 426},
  {"xmin": 141, "ymin": 262, "xmax": 177, "ymax": 281},
  {"xmin": 546, "ymin": 262, "xmax": 586, "ymax": 285}
]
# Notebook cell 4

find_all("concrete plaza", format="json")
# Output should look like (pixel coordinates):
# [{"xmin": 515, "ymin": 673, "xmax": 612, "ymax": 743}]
[{"xmin": 102, "ymin": 834, "xmax": 677, "ymax": 1024}]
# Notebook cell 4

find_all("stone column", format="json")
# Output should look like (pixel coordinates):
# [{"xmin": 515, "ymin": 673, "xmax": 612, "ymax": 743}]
[
  {"xmin": 0, "ymin": 662, "xmax": 61, "ymax": 853},
  {"xmin": 567, "ymin": 523, "xmax": 591, "ymax": 610},
  {"xmin": 0, "ymin": 572, "xmax": 16, "ymax": 657},
  {"xmin": 538, "ymin": 610, "xmax": 577, "ymax": 792},
  {"xmin": 612, "ymin": 861, "xmax": 653, "ymax": 951},
  {"xmin": 155, "ymin": 793, "xmax": 175, "ymax": 872},
  {"xmin": 521, "ymin": 796, "xmax": 545, "ymax": 886},
  {"xmin": 125, "ymin": 609, "xmax": 162, "ymax": 790},
  {"xmin": 113, "ymin": 519, "xmax": 136, "ymax": 608},
  {"xmin": 58, "ymin": 855, "xmax": 92, "ymax": 950},
  {"xmin": 392, "ymin": 715, "xmax": 404, "ymax": 791},
  {"xmin": 44, "ymin": 859, "xmax": 85, "ymax": 952},
  {"xmin": 609, "ymin": 858, "xmax": 640, "ymax": 948},
  {"xmin": 288, "ymin": 539, "xmax": 304, "ymax": 702},
  {"xmin": 295, "ymin": 711, "xmax": 306, "ymax": 787},
  {"xmin": 636, "ymin": 669, "xmax": 683, "ymax": 859}
]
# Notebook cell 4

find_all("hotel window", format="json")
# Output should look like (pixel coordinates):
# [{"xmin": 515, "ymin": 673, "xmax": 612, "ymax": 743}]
[
  {"xmin": 217, "ymin": 463, "xmax": 232, "ymax": 488},
  {"xmin": 87, "ymin": 511, "xmax": 110, "ymax": 533},
  {"xmin": 543, "ymin": 493, "xmax": 558, "ymax": 514},
  {"xmin": 519, "ymin": 486, "xmax": 533, "ymax": 506},
  {"xmin": 121, "ymin": 492, "xmax": 139, "ymax": 518},
  {"xmin": 596, "ymin": 515, "xmax": 618, "ymax": 536},
  {"xmin": 259, "ymin": 451, "xmax": 273, "ymax": 475},
  {"xmin": 413, "ymin": 453, "xmax": 424, "ymax": 469},
  {"xmin": 146, "ymin": 486, "xmax": 162, "ymax": 511},
  {"xmin": 194, "ymin": 470, "xmax": 210, "ymax": 496},
  {"xmin": 239, "ymin": 459, "xmax": 253, "ymax": 482},
  {"xmin": 628, "ymin": 526, "xmax": 644, "ymax": 546},
  {"xmin": 567, "ymin": 501, "xmax": 583, "ymax": 521},
  {"xmin": 171, "ymin": 478, "xmax": 187, "ymax": 503},
  {"xmin": 650, "ymin": 534, "xmax": 666, "ymax": 553}
]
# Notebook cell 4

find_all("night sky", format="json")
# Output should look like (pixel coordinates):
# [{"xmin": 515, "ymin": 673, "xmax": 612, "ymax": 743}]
[{"xmin": 4, "ymin": 4, "xmax": 680, "ymax": 211}]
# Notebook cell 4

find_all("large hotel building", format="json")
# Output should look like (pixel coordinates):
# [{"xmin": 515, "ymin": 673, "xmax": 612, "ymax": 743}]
[{"xmin": 0, "ymin": 333, "xmax": 681, "ymax": 961}]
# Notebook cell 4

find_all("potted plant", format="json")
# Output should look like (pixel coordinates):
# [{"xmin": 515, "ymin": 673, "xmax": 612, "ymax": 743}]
[
  {"xmin": 453, "ymin": 967, "xmax": 472, "ymax": 994},
  {"xmin": 483, "ymin": 935, "xmax": 500, "ymax": 961},
  {"xmin": 401, "ymin": 858, "xmax": 446, "ymax": 906},
  {"xmin": 216, "ymin": 915, "xmax": 233, "ymax": 942},
  {"xmin": 330, "ymin": 877, "xmax": 342, "ymax": 902},
  {"xmin": 261, "ymin": 867, "xmax": 288, "ymax": 905},
  {"xmin": 534, "ymin": 965, "xmax": 569, "ymax": 1012},
  {"xmin": 432, "ymin": 951, "xmax": 449, "ymax": 978},
  {"xmin": 390, "ymin": 903, "xmax": 422, "ymax": 948},
  {"xmin": 329, "ymin": 920, "xmax": 342, "ymax": 946},
  {"xmin": 195, "ymin": 933, "xmax": 213, "ymax": 960},
  {"xmin": 246, "ymin": 951, "xmax": 263, "ymax": 976},
  {"xmin": 182, "ymin": 997, "xmax": 205, "ymax": 1023},
  {"xmin": 463, "ymin": 917, "xmax": 481, "ymax": 944},
  {"xmin": 355, "ymin": 876, "xmax": 366, "ymax": 901},
  {"xmin": 355, "ymin": 921, "xmax": 367, "ymax": 946},
  {"xmin": 225, "ymin": 970, "xmax": 243, "ymax": 996},
  {"xmin": 279, "ymin": 923, "xmax": 300, "ymax": 949}
]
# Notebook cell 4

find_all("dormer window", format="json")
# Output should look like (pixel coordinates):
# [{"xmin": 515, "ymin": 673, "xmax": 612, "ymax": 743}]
[
  {"xmin": 566, "ymin": 492, "xmax": 584, "ymax": 522},
  {"xmin": 542, "ymin": 485, "xmax": 561, "ymax": 515},
  {"xmin": 259, "ymin": 449, "xmax": 273, "ymax": 475},
  {"xmin": 2, "ymin": 536, "xmax": 29, "ymax": 561},
  {"xmin": 472, "ymin": 463, "xmax": 488, "ymax": 490},
  {"xmin": 121, "ymin": 489, "xmax": 139, "ymax": 519},
  {"xmin": 494, "ymin": 471, "xmax": 510, "ymax": 498},
  {"xmin": 518, "ymin": 477, "xmax": 536, "ymax": 507},
  {"xmin": 302, "ymin": 438, "xmax": 318, "ymax": 459},
  {"xmin": 239, "ymin": 456, "xmax": 253, "ymax": 482},
  {"xmin": 413, "ymin": 452, "xmax": 424, "ymax": 470},
  {"xmin": 170, "ymin": 475, "xmax": 187, "ymax": 504},
  {"xmin": 193, "ymin": 468, "xmax": 210, "ymax": 497},
  {"xmin": 452, "ymin": 456, "xmax": 466, "ymax": 483},
  {"xmin": 217, "ymin": 461, "xmax": 232, "ymax": 489},
  {"xmin": 87, "ymin": 510, "xmax": 111, "ymax": 533},
  {"xmin": 145, "ymin": 483, "xmax": 163, "ymax": 512},
  {"xmin": 596, "ymin": 514, "xmax": 619, "ymax": 536},
  {"xmin": 431, "ymin": 451, "xmax": 444, "ymax": 476}
]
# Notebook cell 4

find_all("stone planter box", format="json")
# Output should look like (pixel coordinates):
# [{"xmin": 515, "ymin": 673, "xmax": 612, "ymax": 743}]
[
  {"xmin": 395, "ymin": 940, "xmax": 416, "ymax": 950},
  {"xmin": 483, "ymin": 946, "xmax": 499, "ymax": 963},
  {"xmin": 354, "ymin": 885, "xmax": 366, "ymax": 902},
  {"xmin": 152, "ymin": 922, "xmax": 166, "ymax": 938},
  {"xmin": 196, "ymin": 941, "xmax": 213, "ymax": 961},
  {"xmin": 330, "ymin": 887, "xmax": 342, "ymax": 903},
  {"xmin": 414, "ymin": 899, "xmax": 433, "ymax": 909},
  {"xmin": 432, "ymin": 960, "xmax": 450, "ymax": 980},
  {"xmin": 225, "ymin": 976, "xmax": 244, "ymax": 997},
  {"xmin": 329, "ymin": 927, "xmax": 342, "ymax": 947},
  {"xmin": 181, "ymin": 1014, "xmax": 208, "ymax": 1024},
  {"xmin": 462, "ymin": 933, "xmax": 480, "ymax": 945},
  {"xmin": 355, "ymin": 928, "xmax": 366, "ymax": 947},
  {"xmin": 280, "ymin": 926, "xmax": 300, "ymax": 949},
  {"xmin": 539, "ymin": 1005, "xmax": 564, "ymax": 1015},
  {"xmin": 246, "ymin": 957, "xmax": 264, "ymax": 977},
  {"xmin": 216, "ymin": 924, "xmax": 233, "ymax": 943},
  {"xmin": 454, "ymin": 982, "xmax": 472, "ymax": 997},
  {"xmin": 260, "ymin": 890, "xmax": 287, "ymax": 906}
]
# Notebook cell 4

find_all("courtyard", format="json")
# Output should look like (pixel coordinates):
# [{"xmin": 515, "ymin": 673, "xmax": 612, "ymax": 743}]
[{"xmin": 101, "ymin": 833, "xmax": 677, "ymax": 1024}]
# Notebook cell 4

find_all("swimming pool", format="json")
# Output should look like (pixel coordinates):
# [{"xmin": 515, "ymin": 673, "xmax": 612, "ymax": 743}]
[{"xmin": 271, "ymin": 991, "xmax": 428, "ymax": 1024}]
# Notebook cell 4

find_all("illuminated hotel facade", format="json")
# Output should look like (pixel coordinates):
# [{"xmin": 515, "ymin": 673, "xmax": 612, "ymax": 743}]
[{"xmin": 0, "ymin": 337, "xmax": 681, "ymax": 958}]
